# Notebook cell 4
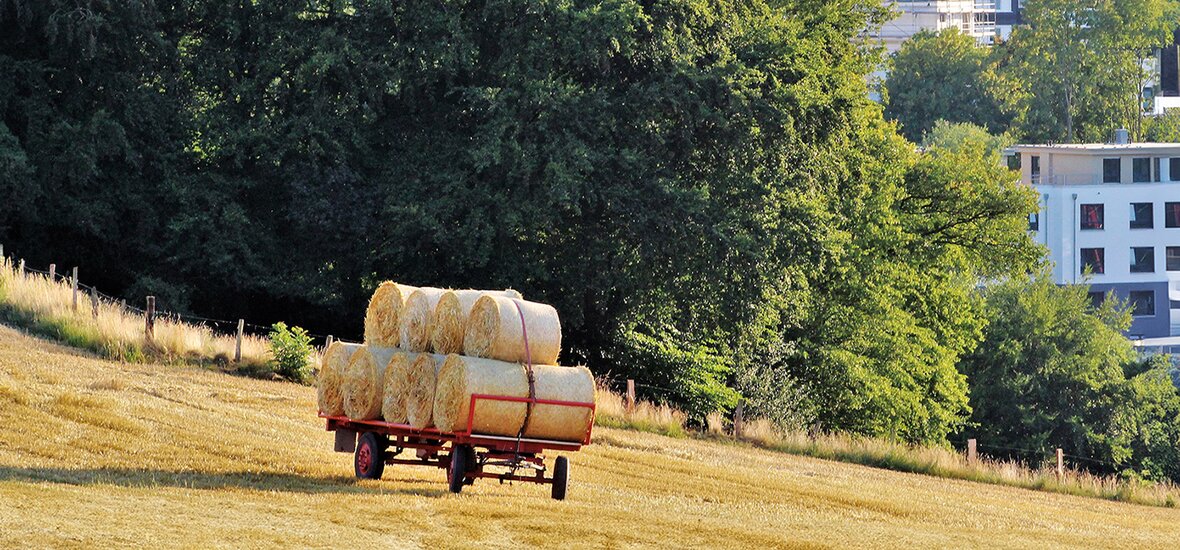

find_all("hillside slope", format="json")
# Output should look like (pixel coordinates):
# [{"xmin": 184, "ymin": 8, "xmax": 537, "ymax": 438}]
[{"xmin": 0, "ymin": 325, "xmax": 1176, "ymax": 549}]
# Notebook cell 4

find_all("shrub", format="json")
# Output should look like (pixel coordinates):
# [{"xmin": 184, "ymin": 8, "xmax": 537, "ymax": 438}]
[{"xmin": 268, "ymin": 322, "xmax": 313, "ymax": 384}]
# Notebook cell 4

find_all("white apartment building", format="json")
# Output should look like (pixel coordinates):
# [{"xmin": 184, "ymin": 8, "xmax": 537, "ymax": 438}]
[
  {"xmin": 875, "ymin": 1, "xmax": 998, "ymax": 52},
  {"xmin": 1007, "ymin": 138, "xmax": 1180, "ymax": 338}
]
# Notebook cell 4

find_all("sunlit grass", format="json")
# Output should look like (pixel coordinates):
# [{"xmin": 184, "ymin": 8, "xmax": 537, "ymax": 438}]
[
  {"xmin": 0, "ymin": 256, "xmax": 280, "ymax": 373},
  {"xmin": 595, "ymin": 385, "xmax": 1180, "ymax": 508},
  {"xmin": 594, "ymin": 380, "xmax": 687, "ymax": 438},
  {"xmin": 0, "ymin": 327, "xmax": 1176, "ymax": 547}
]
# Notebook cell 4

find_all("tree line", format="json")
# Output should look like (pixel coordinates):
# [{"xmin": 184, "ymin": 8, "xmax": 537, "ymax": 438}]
[{"xmin": 2, "ymin": 0, "xmax": 1178, "ymax": 482}]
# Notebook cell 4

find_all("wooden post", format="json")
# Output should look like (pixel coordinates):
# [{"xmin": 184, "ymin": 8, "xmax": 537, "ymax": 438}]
[
  {"xmin": 325, "ymin": 335, "xmax": 334, "ymax": 351},
  {"xmin": 119, "ymin": 299, "xmax": 126, "ymax": 312},
  {"xmin": 1062, "ymin": 446, "xmax": 1071, "ymax": 481},
  {"xmin": 48, "ymin": 263, "xmax": 55, "ymax": 281},
  {"xmin": 625, "ymin": 379, "xmax": 636, "ymax": 414},
  {"xmin": 734, "ymin": 399, "xmax": 745, "ymax": 439},
  {"xmin": 90, "ymin": 288, "xmax": 99, "ymax": 319},
  {"xmin": 71, "ymin": 267, "xmax": 79, "ymax": 311},
  {"xmin": 234, "ymin": 319, "xmax": 244, "ymax": 362},
  {"xmin": 145, "ymin": 296, "xmax": 155, "ymax": 342},
  {"xmin": 967, "ymin": 439, "xmax": 978, "ymax": 464},
  {"xmin": 18, "ymin": 259, "xmax": 24, "ymax": 276},
  {"xmin": 0, "ymin": 243, "xmax": 4, "ymax": 258}
]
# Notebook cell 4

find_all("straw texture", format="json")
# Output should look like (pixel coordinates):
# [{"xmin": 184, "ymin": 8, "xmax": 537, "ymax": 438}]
[
  {"xmin": 405, "ymin": 353, "xmax": 445, "ymax": 429},
  {"xmin": 431, "ymin": 289, "xmax": 522, "ymax": 354},
  {"xmin": 464, "ymin": 295, "xmax": 561, "ymax": 365},
  {"xmin": 398, "ymin": 287, "xmax": 448, "ymax": 352},
  {"xmin": 380, "ymin": 352, "xmax": 416, "ymax": 424},
  {"xmin": 316, "ymin": 342, "xmax": 363, "ymax": 416},
  {"xmin": 364, "ymin": 282, "xmax": 416, "ymax": 347},
  {"xmin": 342, "ymin": 346, "xmax": 400, "ymax": 420},
  {"xmin": 433, "ymin": 355, "xmax": 594, "ymax": 441}
]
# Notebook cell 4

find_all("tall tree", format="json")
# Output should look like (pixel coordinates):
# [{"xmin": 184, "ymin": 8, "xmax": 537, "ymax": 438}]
[
  {"xmin": 997, "ymin": 0, "xmax": 1180, "ymax": 142},
  {"xmin": 884, "ymin": 29, "xmax": 1008, "ymax": 142}
]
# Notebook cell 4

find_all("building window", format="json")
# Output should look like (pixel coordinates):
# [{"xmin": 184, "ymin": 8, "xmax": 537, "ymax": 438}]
[
  {"xmin": 1130, "ymin": 203, "xmax": 1153, "ymax": 229},
  {"xmin": 1131, "ymin": 247, "xmax": 1155, "ymax": 273},
  {"xmin": 1103, "ymin": 158, "xmax": 1121, "ymax": 183},
  {"xmin": 1155, "ymin": 158, "xmax": 1163, "ymax": 182},
  {"xmin": 1007, "ymin": 154, "xmax": 1021, "ymax": 170},
  {"xmin": 1130, "ymin": 290, "xmax": 1156, "ymax": 317},
  {"xmin": 1080, "ymin": 204, "xmax": 1104, "ymax": 230},
  {"xmin": 1088, "ymin": 291, "xmax": 1106, "ymax": 309},
  {"xmin": 1168, "ymin": 202, "xmax": 1180, "ymax": 227},
  {"xmin": 1134, "ymin": 158, "xmax": 1152, "ymax": 182},
  {"xmin": 1168, "ymin": 247, "xmax": 1180, "ymax": 271},
  {"xmin": 1081, "ymin": 248, "xmax": 1105, "ymax": 274},
  {"xmin": 1028, "ymin": 213, "xmax": 1039, "ymax": 231},
  {"xmin": 1170, "ymin": 158, "xmax": 1180, "ymax": 181},
  {"xmin": 1031, "ymin": 155, "xmax": 1041, "ymax": 179}
]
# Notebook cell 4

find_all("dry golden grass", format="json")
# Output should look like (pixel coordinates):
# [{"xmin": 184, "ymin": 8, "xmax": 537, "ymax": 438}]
[
  {"xmin": 0, "ymin": 256, "xmax": 273, "ymax": 369},
  {"xmin": 0, "ymin": 325, "xmax": 1178, "ymax": 548},
  {"xmin": 599, "ymin": 386, "xmax": 1180, "ymax": 508}
]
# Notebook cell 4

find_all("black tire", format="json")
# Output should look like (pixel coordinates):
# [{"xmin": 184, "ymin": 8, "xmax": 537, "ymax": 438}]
[
  {"xmin": 354, "ymin": 432, "xmax": 386, "ymax": 480},
  {"xmin": 551, "ymin": 456, "xmax": 569, "ymax": 501},
  {"xmin": 448, "ymin": 445, "xmax": 473, "ymax": 494}
]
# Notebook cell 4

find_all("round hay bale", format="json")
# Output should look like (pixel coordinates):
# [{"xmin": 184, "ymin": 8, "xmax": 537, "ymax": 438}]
[
  {"xmin": 398, "ymin": 287, "xmax": 448, "ymax": 352},
  {"xmin": 380, "ymin": 352, "xmax": 417, "ymax": 424},
  {"xmin": 405, "ymin": 353, "xmax": 446, "ymax": 429},
  {"xmin": 364, "ymin": 282, "xmax": 416, "ymax": 347},
  {"xmin": 430, "ymin": 289, "xmax": 523, "ymax": 354},
  {"xmin": 523, "ymin": 364, "xmax": 595, "ymax": 441},
  {"xmin": 316, "ymin": 342, "xmax": 363, "ymax": 416},
  {"xmin": 433, "ymin": 355, "xmax": 594, "ymax": 442},
  {"xmin": 463, "ymin": 295, "xmax": 561, "ymax": 365},
  {"xmin": 342, "ymin": 346, "xmax": 401, "ymax": 420}
]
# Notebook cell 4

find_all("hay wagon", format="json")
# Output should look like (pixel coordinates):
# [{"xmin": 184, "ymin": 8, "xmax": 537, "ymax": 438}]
[{"xmin": 321, "ymin": 394, "xmax": 595, "ymax": 500}]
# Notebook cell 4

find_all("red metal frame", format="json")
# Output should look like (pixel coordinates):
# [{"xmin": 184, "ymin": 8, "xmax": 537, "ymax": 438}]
[{"xmin": 320, "ymin": 394, "xmax": 595, "ymax": 487}]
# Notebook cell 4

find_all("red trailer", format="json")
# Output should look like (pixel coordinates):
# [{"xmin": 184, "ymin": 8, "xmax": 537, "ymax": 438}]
[{"xmin": 322, "ymin": 394, "xmax": 595, "ymax": 500}]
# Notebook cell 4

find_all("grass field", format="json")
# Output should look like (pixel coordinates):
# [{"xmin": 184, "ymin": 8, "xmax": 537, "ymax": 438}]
[{"xmin": 0, "ymin": 325, "xmax": 1177, "ymax": 548}]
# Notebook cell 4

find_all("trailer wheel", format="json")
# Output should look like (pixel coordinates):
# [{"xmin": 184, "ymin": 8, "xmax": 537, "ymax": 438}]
[
  {"xmin": 354, "ymin": 432, "xmax": 385, "ymax": 480},
  {"xmin": 551, "ymin": 456, "xmax": 569, "ymax": 501},
  {"xmin": 448, "ymin": 445, "xmax": 473, "ymax": 494}
]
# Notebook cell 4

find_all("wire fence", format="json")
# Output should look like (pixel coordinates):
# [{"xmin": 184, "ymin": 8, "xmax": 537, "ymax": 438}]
[
  {"xmin": 5, "ymin": 249, "xmax": 1127, "ymax": 472},
  {"xmin": 8, "ymin": 256, "xmax": 361, "ymax": 345}
]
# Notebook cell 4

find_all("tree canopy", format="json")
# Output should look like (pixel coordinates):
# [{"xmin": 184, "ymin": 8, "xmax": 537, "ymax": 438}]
[
  {"xmin": 0, "ymin": 0, "xmax": 1047, "ymax": 447},
  {"xmin": 884, "ymin": 29, "xmax": 1007, "ymax": 142}
]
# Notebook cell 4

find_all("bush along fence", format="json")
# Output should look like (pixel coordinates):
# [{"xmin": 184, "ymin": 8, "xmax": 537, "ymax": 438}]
[{"xmin": 0, "ymin": 244, "xmax": 340, "ymax": 381}]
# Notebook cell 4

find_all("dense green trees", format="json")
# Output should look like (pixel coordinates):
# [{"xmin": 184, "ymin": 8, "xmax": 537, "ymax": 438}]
[
  {"xmin": 885, "ymin": 0, "xmax": 1180, "ymax": 143},
  {"xmin": 14, "ymin": 0, "xmax": 1174, "ymax": 464},
  {"xmin": 959, "ymin": 275, "xmax": 1180, "ymax": 481},
  {"xmin": 883, "ymin": 30, "xmax": 1007, "ymax": 142}
]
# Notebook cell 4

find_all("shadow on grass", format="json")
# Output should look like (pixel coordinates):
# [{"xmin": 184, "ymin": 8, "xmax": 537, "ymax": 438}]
[{"xmin": 0, "ymin": 465, "xmax": 450, "ymax": 497}]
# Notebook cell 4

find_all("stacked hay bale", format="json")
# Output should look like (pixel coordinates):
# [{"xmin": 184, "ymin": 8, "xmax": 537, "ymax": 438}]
[{"xmin": 316, "ymin": 281, "xmax": 595, "ymax": 443}]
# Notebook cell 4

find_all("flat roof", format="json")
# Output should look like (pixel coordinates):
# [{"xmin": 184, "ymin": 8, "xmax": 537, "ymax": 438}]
[{"xmin": 1008, "ymin": 143, "xmax": 1180, "ymax": 154}]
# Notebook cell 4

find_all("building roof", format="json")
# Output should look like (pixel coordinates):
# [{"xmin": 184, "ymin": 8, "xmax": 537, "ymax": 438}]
[{"xmin": 1008, "ymin": 143, "xmax": 1180, "ymax": 154}]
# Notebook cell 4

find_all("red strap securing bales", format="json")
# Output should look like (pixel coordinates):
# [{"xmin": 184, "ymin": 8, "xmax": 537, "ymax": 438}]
[{"xmin": 512, "ymin": 299, "xmax": 537, "ymax": 437}]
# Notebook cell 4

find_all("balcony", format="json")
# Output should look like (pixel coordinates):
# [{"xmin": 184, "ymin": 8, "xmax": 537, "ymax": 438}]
[{"xmin": 1031, "ymin": 174, "xmax": 1141, "ymax": 185}]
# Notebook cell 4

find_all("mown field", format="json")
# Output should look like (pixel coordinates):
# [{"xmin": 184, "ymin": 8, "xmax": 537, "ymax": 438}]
[{"xmin": 0, "ymin": 325, "xmax": 1176, "ymax": 549}]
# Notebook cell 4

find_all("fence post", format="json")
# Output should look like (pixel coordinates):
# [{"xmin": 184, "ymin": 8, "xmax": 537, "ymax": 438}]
[
  {"xmin": 625, "ymin": 379, "xmax": 636, "ymax": 414},
  {"xmin": 967, "ymin": 438, "xmax": 977, "ymax": 464},
  {"xmin": 234, "ymin": 319, "xmax": 244, "ymax": 363},
  {"xmin": 734, "ymin": 398, "xmax": 745, "ymax": 439},
  {"xmin": 90, "ymin": 288, "xmax": 99, "ymax": 319},
  {"xmin": 18, "ymin": 259, "xmax": 24, "ymax": 276},
  {"xmin": 1062, "ymin": 446, "xmax": 1071, "ymax": 481},
  {"xmin": 48, "ymin": 263, "xmax": 56, "ymax": 280},
  {"xmin": 0, "ymin": 243, "xmax": 4, "ymax": 258},
  {"xmin": 145, "ymin": 296, "xmax": 156, "ymax": 342},
  {"xmin": 325, "ymin": 335, "xmax": 334, "ymax": 351},
  {"xmin": 71, "ymin": 267, "xmax": 79, "ymax": 311},
  {"xmin": 120, "ymin": 299, "xmax": 126, "ymax": 312}
]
